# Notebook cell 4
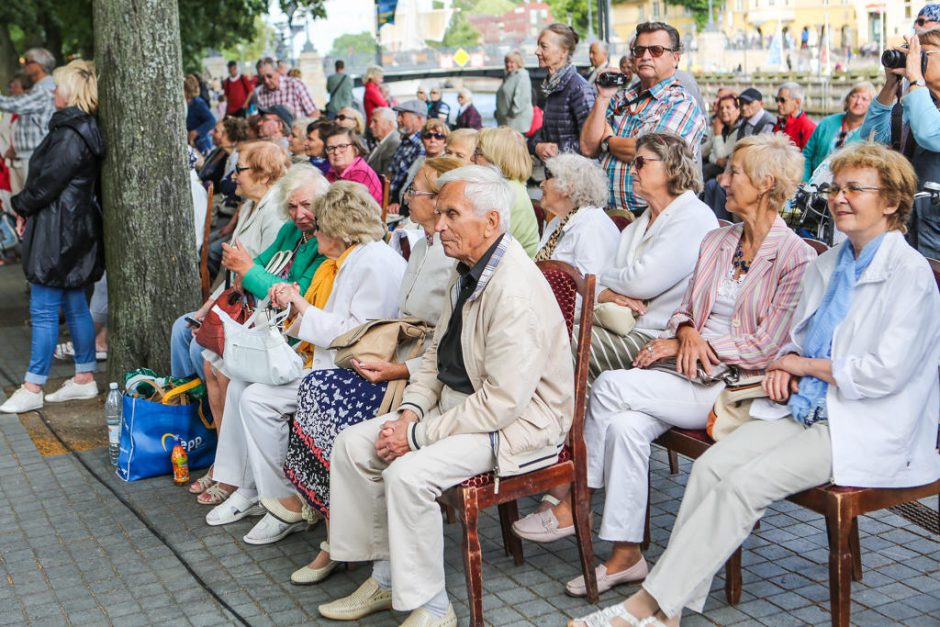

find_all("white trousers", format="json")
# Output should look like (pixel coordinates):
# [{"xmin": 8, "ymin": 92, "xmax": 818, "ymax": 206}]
[
  {"xmin": 329, "ymin": 388, "xmax": 495, "ymax": 611},
  {"xmin": 585, "ymin": 369, "xmax": 725, "ymax": 542},
  {"xmin": 212, "ymin": 376, "xmax": 301, "ymax": 498},
  {"xmin": 644, "ymin": 418, "xmax": 833, "ymax": 616}
]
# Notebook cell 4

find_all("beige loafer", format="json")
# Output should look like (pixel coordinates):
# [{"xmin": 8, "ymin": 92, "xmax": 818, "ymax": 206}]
[
  {"xmin": 565, "ymin": 557, "xmax": 648, "ymax": 597},
  {"xmin": 401, "ymin": 604, "xmax": 457, "ymax": 627},
  {"xmin": 318, "ymin": 577, "xmax": 392, "ymax": 621},
  {"xmin": 291, "ymin": 541, "xmax": 343, "ymax": 585}
]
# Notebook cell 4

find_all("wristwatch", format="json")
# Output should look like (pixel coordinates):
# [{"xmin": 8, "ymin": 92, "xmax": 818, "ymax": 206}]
[{"xmin": 600, "ymin": 134, "xmax": 613, "ymax": 154}]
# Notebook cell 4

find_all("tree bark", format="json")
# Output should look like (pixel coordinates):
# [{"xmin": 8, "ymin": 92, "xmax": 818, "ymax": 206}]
[
  {"xmin": 93, "ymin": 0, "xmax": 201, "ymax": 380},
  {"xmin": 0, "ymin": 25, "xmax": 18, "ymax": 91}
]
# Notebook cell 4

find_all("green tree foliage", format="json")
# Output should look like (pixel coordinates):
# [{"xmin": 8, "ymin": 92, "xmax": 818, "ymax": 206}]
[
  {"xmin": 664, "ymin": 0, "xmax": 711, "ymax": 28},
  {"xmin": 330, "ymin": 32, "xmax": 378, "ymax": 57},
  {"xmin": 545, "ymin": 0, "xmax": 591, "ymax": 35},
  {"xmin": 428, "ymin": 0, "xmax": 482, "ymax": 49},
  {"xmin": 471, "ymin": 0, "xmax": 517, "ymax": 16}
]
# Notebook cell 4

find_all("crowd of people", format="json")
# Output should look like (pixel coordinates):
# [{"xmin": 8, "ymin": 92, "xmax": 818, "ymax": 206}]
[{"xmin": 0, "ymin": 8, "xmax": 939, "ymax": 626}]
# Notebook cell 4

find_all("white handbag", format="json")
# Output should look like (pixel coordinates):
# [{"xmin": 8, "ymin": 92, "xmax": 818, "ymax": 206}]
[
  {"xmin": 214, "ymin": 297, "xmax": 304, "ymax": 386},
  {"xmin": 592, "ymin": 302, "xmax": 637, "ymax": 336}
]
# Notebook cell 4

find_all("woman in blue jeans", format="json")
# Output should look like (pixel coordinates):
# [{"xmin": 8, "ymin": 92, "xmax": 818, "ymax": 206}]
[{"xmin": 0, "ymin": 60, "xmax": 105, "ymax": 414}]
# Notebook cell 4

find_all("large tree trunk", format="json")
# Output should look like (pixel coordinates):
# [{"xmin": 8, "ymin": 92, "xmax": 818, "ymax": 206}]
[
  {"xmin": 0, "ymin": 25, "xmax": 18, "ymax": 92},
  {"xmin": 94, "ymin": 0, "xmax": 201, "ymax": 380}
]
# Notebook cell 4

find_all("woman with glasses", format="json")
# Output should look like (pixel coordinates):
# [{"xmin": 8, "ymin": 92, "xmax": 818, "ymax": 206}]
[
  {"xmin": 282, "ymin": 156, "xmax": 464, "ymax": 585},
  {"xmin": 801, "ymin": 82, "xmax": 875, "ymax": 181},
  {"xmin": 570, "ymin": 142, "xmax": 940, "ymax": 627},
  {"xmin": 472, "ymin": 126, "xmax": 541, "ymax": 256},
  {"xmin": 522, "ymin": 134, "xmax": 815, "ymax": 600},
  {"xmin": 530, "ymin": 23, "xmax": 595, "ymax": 160},
  {"xmin": 323, "ymin": 126, "xmax": 382, "ymax": 205},
  {"xmin": 399, "ymin": 119, "xmax": 449, "ymax": 213},
  {"xmin": 333, "ymin": 107, "xmax": 365, "ymax": 136}
]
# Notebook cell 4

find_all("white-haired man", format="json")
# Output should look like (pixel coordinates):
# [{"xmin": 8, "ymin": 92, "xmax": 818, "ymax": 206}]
[
  {"xmin": 366, "ymin": 107, "xmax": 401, "ymax": 176},
  {"xmin": 772, "ymin": 81, "xmax": 816, "ymax": 149},
  {"xmin": 319, "ymin": 165, "xmax": 575, "ymax": 626}
]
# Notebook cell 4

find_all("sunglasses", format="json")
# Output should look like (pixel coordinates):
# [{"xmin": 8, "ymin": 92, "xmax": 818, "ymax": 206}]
[
  {"xmin": 917, "ymin": 18, "xmax": 928, "ymax": 26},
  {"xmin": 325, "ymin": 143, "xmax": 353, "ymax": 153},
  {"xmin": 631, "ymin": 45, "xmax": 675, "ymax": 59},
  {"xmin": 630, "ymin": 156, "xmax": 661, "ymax": 171},
  {"xmin": 335, "ymin": 114, "xmax": 350, "ymax": 121},
  {"xmin": 422, "ymin": 132, "xmax": 446, "ymax": 140},
  {"xmin": 235, "ymin": 164, "xmax": 250, "ymax": 174},
  {"xmin": 776, "ymin": 96, "xmax": 788, "ymax": 104}
]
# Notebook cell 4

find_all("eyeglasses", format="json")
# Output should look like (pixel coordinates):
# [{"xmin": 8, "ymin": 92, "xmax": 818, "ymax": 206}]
[
  {"xmin": 630, "ymin": 156, "xmax": 662, "ymax": 171},
  {"xmin": 404, "ymin": 184, "xmax": 436, "ymax": 200},
  {"xmin": 325, "ymin": 143, "xmax": 353, "ymax": 153},
  {"xmin": 235, "ymin": 165, "xmax": 251, "ymax": 174},
  {"xmin": 819, "ymin": 184, "xmax": 884, "ymax": 199},
  {"xmin": 631, "ymin": 45, "xmax": 675, "ymax": 59},
  {"xmin": 422, "ymin": 132, "xmax": 446, "ymax": 140}
]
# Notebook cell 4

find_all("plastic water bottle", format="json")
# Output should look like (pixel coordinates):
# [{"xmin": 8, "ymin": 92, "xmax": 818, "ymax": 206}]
[{"xmin": 105, "ymin": 383, "xmax": 122, "ymax": 466}]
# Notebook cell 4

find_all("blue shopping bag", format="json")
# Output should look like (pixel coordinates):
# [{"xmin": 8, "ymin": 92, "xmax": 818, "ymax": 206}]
[{"xmin": 116, "ymin": 379, "xmax": 217, "ymax": 482}]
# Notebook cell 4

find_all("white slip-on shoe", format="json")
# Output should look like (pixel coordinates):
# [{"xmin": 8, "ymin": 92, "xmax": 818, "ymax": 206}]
[
  {"xmin": 565, "ymin": 558, "xmax": 649, "ymax": 597},
  {"xmin": 243, "ymin": 511, "xmax": 306, "ymax": 545},
  {"xmin": 45, "ymin": 378, "xmax": 99, "ymax": 403},
  {"xmin": 291, "ymin": 541, "xmax": 343, "ymax": 585},
  {"xmin": 400, "ymin": 604, "xmax": 458, "ymax": 627},
  {"xmin": 318, "ymin": 577, "xmax": 393, "ymax": 621},
  {"xmin": 0, "ymin": 386, "xmax": 44, "ymax": 414},
  {"xmin": 205, "ymin": 490, "xmax": 264, "ymax": 526}
]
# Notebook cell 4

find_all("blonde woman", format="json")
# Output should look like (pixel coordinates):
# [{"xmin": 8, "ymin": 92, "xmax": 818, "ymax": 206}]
[
  {"xmin": 362, "ymin": 65, "xmax": 388, "ymax": 126},
  {"xmin": 2, "ymin": 60, "xmax": 106, "ymax": 413},
  {"xmin": 444, "ymin": 128, "xmax": 478, "ymax": 163},
  {"xmin": 473, "ymin": 126, "xmax": 540, "ymax": 256},
  {"xmin": 335, "ymin": 106, "xmax": 365, "ymax": 136}
]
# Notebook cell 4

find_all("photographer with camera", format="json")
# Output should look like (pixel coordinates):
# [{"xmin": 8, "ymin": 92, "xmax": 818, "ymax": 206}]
[
  {"xmin": 860, "ymin": 29, "xmax": 940, "ymax": 258},
  {"xmin": 580, "ymin": 21, "xmax": 706, "ymax": 215}
]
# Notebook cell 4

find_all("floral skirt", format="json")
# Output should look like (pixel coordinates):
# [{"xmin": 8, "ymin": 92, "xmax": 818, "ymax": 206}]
[{"xmin": 283, "ymin": 367, "xmax": 387, "ymax": 519}]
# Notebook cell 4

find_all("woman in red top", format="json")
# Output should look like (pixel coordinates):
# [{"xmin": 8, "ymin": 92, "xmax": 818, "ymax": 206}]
[
  {"xmin": 362, "ymin": 65, "xmax": 388, "ymax": 127},
  {"xmin": 324, "ymin": 126, "xmax": 383, "ymax": 205}
]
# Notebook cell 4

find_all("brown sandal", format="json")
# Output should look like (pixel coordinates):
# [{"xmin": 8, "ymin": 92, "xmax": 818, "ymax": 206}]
[{"xmin": 197, "ymin": 482, "xmax": 235, "ymax": 505}]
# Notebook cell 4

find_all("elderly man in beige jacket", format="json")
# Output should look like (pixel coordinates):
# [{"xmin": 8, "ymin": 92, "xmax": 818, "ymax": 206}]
[{"xmin": 318, "ymin": 165, "xmax": 574, "ymax": 627}]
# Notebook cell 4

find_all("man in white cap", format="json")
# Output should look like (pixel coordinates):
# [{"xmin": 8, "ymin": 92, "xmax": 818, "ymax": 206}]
[{"xmin": 386, "ymin": 99, "xmax": 427, "ymax": 209}]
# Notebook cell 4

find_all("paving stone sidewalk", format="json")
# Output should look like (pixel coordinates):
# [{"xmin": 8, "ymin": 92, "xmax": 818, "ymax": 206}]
[{"xmin": 0, "ymin": 266, "xmax": 938, "ymax": 626}]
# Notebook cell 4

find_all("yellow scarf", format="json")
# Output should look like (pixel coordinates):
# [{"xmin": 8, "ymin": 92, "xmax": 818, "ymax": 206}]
[{"xmin": 295, "ymin": 245, "xmax": 358, "ymax": 367}]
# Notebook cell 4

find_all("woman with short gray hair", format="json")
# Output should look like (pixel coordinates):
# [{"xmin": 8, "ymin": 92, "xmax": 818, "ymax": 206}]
[
  {"xmin": 455, "ymin": 87, "xmax": 482, "ymax": 129},
  {"xmin": 534, "ymin": 154, "xmax": 619, "ymax": 287},
  {"xmin": 801, "ymin": 81, "xmax": 875, "ymax": 180},
  {"xmin": 496, "ymin": 50, "xmax": 534, "ymax": 134}
]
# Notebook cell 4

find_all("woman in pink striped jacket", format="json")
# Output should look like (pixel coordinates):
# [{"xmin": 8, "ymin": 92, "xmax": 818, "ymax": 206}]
[{"xmin": 560, "ymin": 134, "xmax": 816, "ymax": 598}]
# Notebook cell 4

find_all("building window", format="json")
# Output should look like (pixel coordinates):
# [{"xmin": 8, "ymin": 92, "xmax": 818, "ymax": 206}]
[
  {"xmin": 653, "ymin": 1, "xmax": 660, "ymax": 17},
  {"xmin": 735, "ymin": 0, "xmax": 743, "ymax": 10},
  {"xmin": 639, "ymin": 6, "xmax": 645, "ymax": 20}
]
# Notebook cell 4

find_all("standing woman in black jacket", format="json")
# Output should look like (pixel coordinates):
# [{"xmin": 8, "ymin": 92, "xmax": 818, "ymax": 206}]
[{"xmin": 0, "ymin": 60, "xmax": 105, "ymax": 414}]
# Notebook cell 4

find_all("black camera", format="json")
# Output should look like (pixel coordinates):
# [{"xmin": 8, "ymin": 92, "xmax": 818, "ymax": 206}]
[
  {"xmin": 596, "ymin": 72, "xmax": 628, "ymax": 88},
  {"xmin": 881, "ymin": 45, "xmax": 928, "ymax": 74}
]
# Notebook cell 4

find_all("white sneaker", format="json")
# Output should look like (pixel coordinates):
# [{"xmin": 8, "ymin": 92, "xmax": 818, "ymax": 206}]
[
  {"xmin": 205, "ymin": 490, "xmax": 264, "ymax": 526},
  {"xmin": 45, "ymin": 378, "xmax": 99, "ymax": 403},
  {"xmin": 0, "ymin": 386, "xmax": 44, "ymax": 414},
  {"xmin": 243, "ymin": 511, "xmax": 306, "ymax": 545}
]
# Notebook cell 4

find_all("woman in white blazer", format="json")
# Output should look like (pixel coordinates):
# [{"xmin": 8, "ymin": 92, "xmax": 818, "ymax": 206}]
[
  {"xmin": 571, "ymin": 142, "xmax": 940, "ymax": 627},
  {"xmin": 204, "ymin": 182, "xmax": 406, "ymax": 540}
]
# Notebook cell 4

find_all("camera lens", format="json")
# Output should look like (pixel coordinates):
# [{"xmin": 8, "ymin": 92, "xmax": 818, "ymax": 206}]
[{"xmin": 881, "ymin": 49, "xmax": 907, "ymax": 69}]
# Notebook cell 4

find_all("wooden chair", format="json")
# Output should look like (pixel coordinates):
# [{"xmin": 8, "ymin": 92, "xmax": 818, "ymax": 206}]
[
  {"xmin": 532, "ymin": 200, "xmax": 547, "ymax": 237},
  {"xmin": 437, "ymin": 260, "xmax": 598, "ymax": 627},
  {"xmin": 607, "ymin": 209, "xmax": 634, "ymax": 232},
  {"xmin": 379, "ymin": 174, "xmax": 391, "ymax": 224},
  {"xmin": 801, "ymin": 236, "xmax": 830, "ymax": 256},
  {"xmin": 199, "ymin": 182, "xmax": 215, "ymax": 301}
]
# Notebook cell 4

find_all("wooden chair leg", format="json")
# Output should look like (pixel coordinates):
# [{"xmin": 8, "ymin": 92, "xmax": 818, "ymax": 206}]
[
  {"xmin": 497, "ymin": 501, "xmax": 524, "ymax": 565},
  {"xmin": 571, "ymin": 479, "xmax": 598, "ymax": 603},
  {"xmin": 849, "ymin": 517, "xmax": 862, "ymax": 582},
  {"xmin": 826, "ymin": 511, "xmax": 854, "ymax": 627},
  {"xmin": 724, "ymin": 546, "xmax": 742, "ymax": 605},
  {"xmin": 668, "ymin": 450, "xmax": 679, "ymax": 475},
  {"xmin": 642, "ymin": 470, "xmax": 651, "ymax": 551},
  {"xmin": 459, "ymin": 492, "xmax": 485, "ymax": 627}
]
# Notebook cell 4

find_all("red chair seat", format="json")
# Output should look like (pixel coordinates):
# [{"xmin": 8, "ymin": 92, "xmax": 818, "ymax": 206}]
[{"xmin": 670, "ymin": 428, "xmax": 714, "ymax": 444}]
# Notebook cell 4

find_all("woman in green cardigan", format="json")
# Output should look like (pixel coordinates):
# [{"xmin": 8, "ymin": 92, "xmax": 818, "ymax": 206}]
[{"xmin": 801, "ymin": 81, "xmax": 875, "ymax": 180}]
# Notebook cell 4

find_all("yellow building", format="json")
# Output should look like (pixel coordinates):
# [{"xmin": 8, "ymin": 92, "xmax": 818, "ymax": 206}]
[{"xmin": 611, "ymin": 1, "xmax": 699, "ymax": 44}]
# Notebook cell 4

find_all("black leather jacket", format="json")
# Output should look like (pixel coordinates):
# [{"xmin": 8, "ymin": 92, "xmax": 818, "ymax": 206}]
[{"xmin": 12, "ymin": 107, "xmax": 106, "ymax": 288}]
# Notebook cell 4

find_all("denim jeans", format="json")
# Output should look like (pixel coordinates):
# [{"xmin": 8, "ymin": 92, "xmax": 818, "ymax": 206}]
[
  {"xmin": 170, "ymin": 312, "xmax": 207, "ymax": 380},
  {"xmin": 26, "ymin": 283, "xmax": 97, "ymax": 385}
]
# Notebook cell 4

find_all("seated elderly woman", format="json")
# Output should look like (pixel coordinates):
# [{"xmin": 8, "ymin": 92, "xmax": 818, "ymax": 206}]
[
  {"xmin": 280, "ymin": 156, "xmax": 464, "ymax": 585},
  {"xmin": 289, "ymin": 117, "xmax": 317, "ymax": 162},
  {"xmin": 323, "ymin": 126, "xmax": 382, "ymax": 205},
  {"xmin": 473, "ymin": 126, "xmax": 540, "ymax": 256},
  {"xmin": 570, "ymin": 143, "xmax": 940, "ymax": 627},
  {"xmin": 443, "ymin": 128, "xmax": 478, "ymax": 163},
  {"xmin": 534, "ymin": 153, "xmax": 619, "ymax": 281},
  {"xmin": 334, "ymin": 106, "xmax": 366, "ymax": 137},
  {"xmin": 520, "ymin": 134, "xmax": 815, "ymax": 598},
  {"xmin": 204, "ymin": 182, "xmax": 406, "ymax": 535},
  {"xmin": 171, "ymin": 143, "xmax": 295, "ymax": 384},
  {"xmin": 303, "ymin": 120, "xmax": 330, "ymax": 175},
  {"xmin": 398, "ymin": 119, "xmax": 450, "ymax": 214}
]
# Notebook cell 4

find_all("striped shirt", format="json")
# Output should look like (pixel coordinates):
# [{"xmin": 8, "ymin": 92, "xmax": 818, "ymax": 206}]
[
  {"xmin": 0, "ymin": 76, "xmax": 56, "ymax": 158},
  {"xmin": 601, "ymin": 76, "xmax": 706, "ymax": 213}
]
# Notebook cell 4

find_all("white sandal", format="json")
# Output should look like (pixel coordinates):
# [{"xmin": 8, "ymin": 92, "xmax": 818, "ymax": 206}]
[{"xmin": 568, "ymin": 604, "xmax": 667, "ymax": 627}]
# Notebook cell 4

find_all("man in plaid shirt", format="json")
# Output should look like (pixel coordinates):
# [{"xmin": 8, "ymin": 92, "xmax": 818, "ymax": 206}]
[
  {"xmin": 386, "ymin": 100, "xmax": 427, "ymax": 209},
  {"xmin": 581, "ymin": 22, "xmax": 706, "ymax": 214},
  {"xmin": 0, "ymin": 48, "xmax": 57, "ymax": 194},
  {"xmin": 254, "ymin": 59, "xmax": 318, "ymax": 119}
]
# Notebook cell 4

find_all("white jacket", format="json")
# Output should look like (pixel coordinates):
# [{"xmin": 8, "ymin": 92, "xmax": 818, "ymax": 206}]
[
  {"xmin": 781, "ymin": 232, "xmax": 940, "ymax": 488},
  {"xmin": 296, "ymin": 240, "xmax": 407, "ymax": 370},
  {"xmin": 599, "ymin": 191, "xmax": 719, "ymax": 336},
  {"xmin": 538, "ymin": 206, "xmax": 620, "ymax": 280}
]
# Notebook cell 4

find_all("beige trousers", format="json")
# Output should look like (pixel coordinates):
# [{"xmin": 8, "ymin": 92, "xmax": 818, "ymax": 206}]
[
  {"xmin": 329, "ymin": 387, "xmax": 495, "ymax": 611},
  {"xmin": 643, "ymin": 418, "xmax": 833, "ymax": 617},
  {"xmin": 9, "ymin": 158, "xmax": 28, "ymax": 195}
]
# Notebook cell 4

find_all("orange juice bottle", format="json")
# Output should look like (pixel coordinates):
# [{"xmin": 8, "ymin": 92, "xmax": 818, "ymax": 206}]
[{"xmin": 171, "ymin": 437, "xmax": 189, "ymax": 485}]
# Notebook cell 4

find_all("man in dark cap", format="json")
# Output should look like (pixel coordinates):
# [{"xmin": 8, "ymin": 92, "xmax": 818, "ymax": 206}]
[
  {"xmin": 258, "ymin": 104, "xmax": 293, "ymax": 151},
  {"xmin": 735, "ymin": 88, "xmax": 775, "ymax": 140}
]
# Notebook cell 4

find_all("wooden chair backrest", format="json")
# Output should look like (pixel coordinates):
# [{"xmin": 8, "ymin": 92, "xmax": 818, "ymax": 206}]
[
  {"xmin": 927, "ymin": 257, "xmax": 940, "ymax": 291},
  {"xmin": 536, "ymin": 260, "xmax": 595, "ymax": 465},
  {"xmin": 379, "ymin": 174, "xmax": 391, "ymax": 224},
  {"xmin": 199, "ymin": 182, "xmax": 214, "ymax": 300}
]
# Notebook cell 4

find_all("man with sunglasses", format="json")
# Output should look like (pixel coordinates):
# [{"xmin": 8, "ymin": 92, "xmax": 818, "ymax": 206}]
[
  {"xmin": 385, "ymin": 100, "xmax": 428, "ymax": 212},
  {"xmin": 772, "ymin": 82, "xmax": 816, "ymax": 149},
  {"xmin": 254, "ymin": 58, "xmax": 318, "ymax": 119},
  {"xmin": 581, "ymin": 22, "xmax": 706, "ymax": 214},
  {"xmin": 915, "ymin": 4, "xmax": 940, "ymax": 33}
]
